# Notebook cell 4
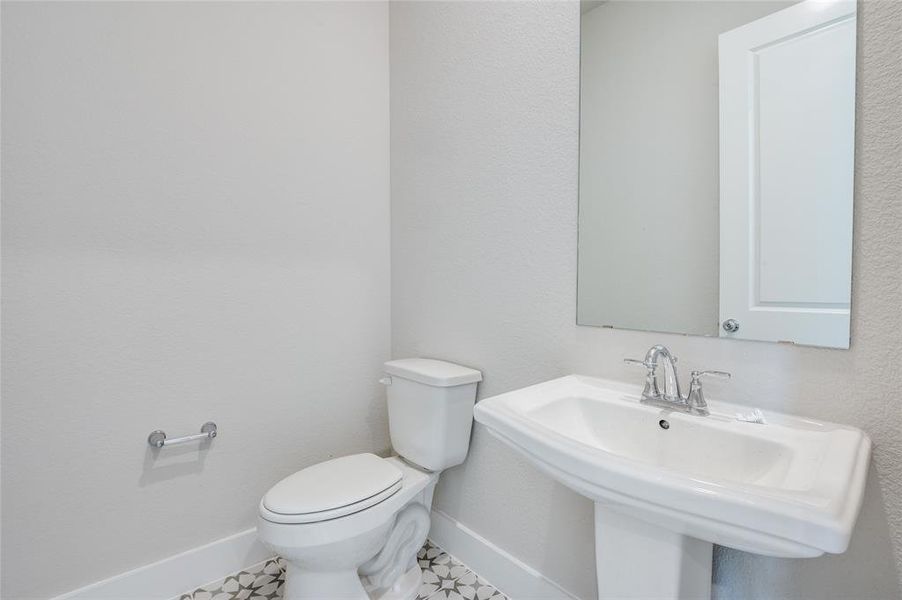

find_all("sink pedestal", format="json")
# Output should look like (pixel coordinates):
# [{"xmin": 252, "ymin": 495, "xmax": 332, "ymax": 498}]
[{"xmin": 595, "ymin": 504, "xmax": 712, "ymax": 600}]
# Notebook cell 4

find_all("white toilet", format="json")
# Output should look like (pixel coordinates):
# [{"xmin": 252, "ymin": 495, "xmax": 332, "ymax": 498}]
[{"xmin": 257, "ymin": 358, "xmax": 482, "ymax": 600}]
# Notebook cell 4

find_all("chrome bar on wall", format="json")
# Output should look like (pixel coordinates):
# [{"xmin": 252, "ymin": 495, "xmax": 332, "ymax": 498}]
[{"xmin": 147, "ymin": 422, "xmax": 217, "ymax": 448}]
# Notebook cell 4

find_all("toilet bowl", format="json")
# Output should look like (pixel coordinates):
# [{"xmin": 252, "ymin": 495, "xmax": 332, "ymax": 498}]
[
  {"xmin": 258, "ymin": 455, "xmax": 437, "ymax": 600},
  {"xmin": 257, "ymin": 358, "xmax": 481, "ymax": 600}
]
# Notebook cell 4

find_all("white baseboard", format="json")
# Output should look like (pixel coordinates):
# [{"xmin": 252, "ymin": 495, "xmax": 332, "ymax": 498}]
[
  {"xmin": 52, "ymin": 511, "xmax": 577, "ymax": 600},
  {"xmin": 52, "ymin": 528, "xmax": 273, "ymax": 600},
  {"xmin": 429, "ymin": 509, "xmax": 581, "ymax": 600}
]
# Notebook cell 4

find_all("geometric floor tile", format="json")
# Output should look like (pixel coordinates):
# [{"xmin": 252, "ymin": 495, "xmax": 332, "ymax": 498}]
[
  {"xmin": 178, "ymin": 556, "xmax": 285, "ymax": 600},
  {"xmin": 415, "ymin": 541, "xmax": 507, "ymax": 600},
  {"xmin": 178, "ymin": 540, "xmax": 507, "ymax": 600}
]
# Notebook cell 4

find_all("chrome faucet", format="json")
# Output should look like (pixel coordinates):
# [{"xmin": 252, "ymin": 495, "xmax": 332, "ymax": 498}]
[{"xmin": 624, "ymin": 345, "xmax": 730, "ymax": 416}]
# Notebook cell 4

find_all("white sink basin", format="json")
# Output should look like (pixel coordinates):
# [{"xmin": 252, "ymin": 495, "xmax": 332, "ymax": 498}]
[{"xmin": 474, "ymin": 375, "xmax": 870, "ymax": 598}]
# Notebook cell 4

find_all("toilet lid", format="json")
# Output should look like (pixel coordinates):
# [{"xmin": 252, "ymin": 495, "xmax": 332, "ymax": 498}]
[{"xmin": 262, "ymin": 453, "xmax": 403, "ymax": 523}]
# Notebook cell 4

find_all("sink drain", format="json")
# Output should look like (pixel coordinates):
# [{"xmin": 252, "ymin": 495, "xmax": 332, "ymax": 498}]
[{"xmin": 659, "ymin": 419, "xmax": 670, "ymax": 430}]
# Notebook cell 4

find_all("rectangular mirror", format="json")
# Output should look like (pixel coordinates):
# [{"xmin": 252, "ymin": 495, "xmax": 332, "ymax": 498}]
[{"xmin": 577, "ymin": 0, "xmax": 856, "ymax": 348}]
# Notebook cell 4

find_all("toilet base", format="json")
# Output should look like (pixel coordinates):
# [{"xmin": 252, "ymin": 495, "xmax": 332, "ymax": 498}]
[
  {"xmin": 283, "ymin": 562, "xmax": 368, "ymax": 600},
  {"xmin": 365, "ymin": 564, "xmax": 423, "ymax": 600},
  {"xmin": 281, "ymin": 563, "xmax": 422, "ymax": 600}
]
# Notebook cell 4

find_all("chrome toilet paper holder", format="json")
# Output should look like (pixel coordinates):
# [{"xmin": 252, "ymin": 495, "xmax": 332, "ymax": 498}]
[{"xmin": 147, "ymin": 422, "xmax": 217, "ymax": 448}]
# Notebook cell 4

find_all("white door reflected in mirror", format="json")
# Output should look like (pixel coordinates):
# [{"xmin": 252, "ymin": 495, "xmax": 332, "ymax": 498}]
[{"xmin": 719, "ymin": 0, "xmax": 855, "ymax": 348}]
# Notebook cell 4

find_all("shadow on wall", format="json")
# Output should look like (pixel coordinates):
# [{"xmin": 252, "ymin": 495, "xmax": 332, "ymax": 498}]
[
  {"xmin": 139, "ymin": 440, "xmax": 213, "ymax": 487},
  {"xmin": 537, "ymin": 481, "xmax": 597, "ymax": 599},
  {"xmin": 437, "ymin": 427, "xmax": 598, "ymax": 600},
  {"xmin": 713, "ymin": 462, "xmax": 901, "ymax": 600}
]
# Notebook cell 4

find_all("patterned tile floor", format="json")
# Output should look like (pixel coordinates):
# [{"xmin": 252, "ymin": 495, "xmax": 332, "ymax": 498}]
[
  {"xmin": 415, "ymin": 541, "xmax": 507, "ymax": 600},
  {"xmin": 179, "ymin": 556, "xmax": 284, "ymax": 600},
  {"xmin": 179, "ymin": 540, "xmax": 507, "ymax": 600}
]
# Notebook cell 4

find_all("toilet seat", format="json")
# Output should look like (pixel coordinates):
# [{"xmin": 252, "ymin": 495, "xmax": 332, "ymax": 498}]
[
  {"xmin": 258, "ymin": 456, "xmax": 437, "ymax": 548},
  {"xmin": 261, "ymin": 453, "xmax": 403, "ymax": 524}
]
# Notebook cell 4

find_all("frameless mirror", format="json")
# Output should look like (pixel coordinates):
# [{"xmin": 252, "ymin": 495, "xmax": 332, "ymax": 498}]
[{"xmin": 577, "ymin": 0, "xmax": 856, "ymax": 348}]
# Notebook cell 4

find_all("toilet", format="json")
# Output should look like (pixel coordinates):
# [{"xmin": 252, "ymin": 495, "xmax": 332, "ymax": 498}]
[{"xmin": 257, "ymin": 358, "xmax": 482, "ymax": 600}]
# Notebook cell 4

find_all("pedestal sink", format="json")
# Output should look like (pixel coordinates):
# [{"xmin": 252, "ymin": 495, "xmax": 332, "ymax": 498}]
[{"xmin": 473, "ymin": 375, "xmax": 870, "ymax": 599}]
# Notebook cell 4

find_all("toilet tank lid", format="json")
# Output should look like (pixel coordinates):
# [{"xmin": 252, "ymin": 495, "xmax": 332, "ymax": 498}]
[{"xmin": 384, "ymin": 358, "xmax": 482, "ymax": 387}]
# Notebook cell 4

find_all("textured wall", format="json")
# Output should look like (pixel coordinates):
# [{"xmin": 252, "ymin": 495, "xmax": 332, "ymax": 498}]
[
  {"xmin": 1, "ymin": 2, "xmax": 390, "ymax": 597},
  {"xmin": 391, "ymin": 1, "xmax": 902, "ymax": 599}
]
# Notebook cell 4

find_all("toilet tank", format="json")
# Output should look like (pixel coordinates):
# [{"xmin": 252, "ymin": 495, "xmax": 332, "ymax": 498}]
[{"xmin": 382, "ymin": 358, "xmax": 482, "ymax": 472}]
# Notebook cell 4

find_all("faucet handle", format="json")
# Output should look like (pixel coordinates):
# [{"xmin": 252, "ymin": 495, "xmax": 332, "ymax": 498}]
[
  {"xmin": 624, "ymin": 358, "xmax": 654, "ymax": 368},
  {"xmin": 685, "ymin": 370, "xmax": 729, "ymax": 415},
  {"xmin": 625, "ymin": 358, "xmax": 660, "ymax": 401},
  {"xmin": 690, "ymin": 370, "xmax": 731, "ymax": 382}
]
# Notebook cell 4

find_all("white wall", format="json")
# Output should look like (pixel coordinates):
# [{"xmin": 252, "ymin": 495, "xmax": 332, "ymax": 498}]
[
  {"xmin": 1, "ymin": 2, "xmax": 390, "ymax": 597},
  {"xmin": 391, "ymin": 1, "xmax": 902, "ymax": 599},
  {"xmin": 578, "ymin": 1, "xmax": 793, "ymax": 336}
]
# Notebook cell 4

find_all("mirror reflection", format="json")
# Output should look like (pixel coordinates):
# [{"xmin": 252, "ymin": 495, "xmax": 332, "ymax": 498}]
[{"xmin": 577, "ymin": 0, "xmax": 856, "ymax": 348}]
